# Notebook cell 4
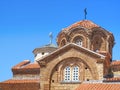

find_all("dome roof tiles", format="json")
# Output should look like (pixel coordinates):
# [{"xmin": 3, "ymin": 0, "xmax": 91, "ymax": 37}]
[{"xmin": 64, "ymin": 20, "xmax": 99, "ymax": 30}]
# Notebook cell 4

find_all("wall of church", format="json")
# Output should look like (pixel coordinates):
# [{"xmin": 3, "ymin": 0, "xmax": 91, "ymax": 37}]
[
  {"xmin": 96, "ymin": 63, "xmax": 103, "ymax": 79},
  {"xmin": 39, "ymin": 45, "xmax": 105, "ymax": 90},
  {"xmin": 49, "ymin": 60, "xmax": 103, "ymax": 90},
  {"xmin": 51, "ymin": 66, "xmax": 79, "ymax": 89},
  {"xmin": 50, "ymin": 83, "xmax": 79, "ymax": 90},
  {"xmin": 13, "ymin": 74, "xmax": 40, "ymax": 80},
  {"xmin": 111, "ymin": 65, "xmax": 120, "ymax": 77},
  {"xmin": 35, "ymin": 52, "xmax": 49, "ymax": 61},
  {"xmin": 113, "ymin": 71, "xmax": 120, "ymax": 77},
  {"xmin": 84, "ymin": 68, "xmax": 92, "ymax": 81}
]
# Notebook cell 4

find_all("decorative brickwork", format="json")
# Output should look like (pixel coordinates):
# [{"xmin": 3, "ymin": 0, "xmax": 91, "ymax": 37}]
[
  {"xmin": 57, "ymin": 20, "xmax": 114, "ymax": 57},
  {"xmin": 1, "ymin": 19, "xmax": 120, "ymax": 90},
  {"xmin": 38, "ymin": 43, "xmax": 105, "ymax": 90}
]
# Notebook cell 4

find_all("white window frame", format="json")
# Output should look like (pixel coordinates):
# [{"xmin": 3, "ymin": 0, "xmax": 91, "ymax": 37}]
[
  {"xmin": 75, "ymin": 39, "xmax": 82, "ymax": 46},
  {"xmin": 64, "ymin": 66, "xmax": 79, "ymax": 82},
  {"xmin": 72, "ymin": 66, "xmax": 79, "ymax": 81},
  {"xmin": 64, "ymin": 66, "xmax": 71, "ymax": 81}
]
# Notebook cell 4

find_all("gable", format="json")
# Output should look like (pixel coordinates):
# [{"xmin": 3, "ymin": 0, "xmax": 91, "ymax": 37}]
[
  {"xmin": 37, "ymin": 43, "xmax": 106, "ymax": 80},
  {"xmin": 37, "ymin": 43, "xmax": 106, "ymax": 90},
  {"xmin": 37, "ymin": 43, "xmax": 105, "ymax": 64}
]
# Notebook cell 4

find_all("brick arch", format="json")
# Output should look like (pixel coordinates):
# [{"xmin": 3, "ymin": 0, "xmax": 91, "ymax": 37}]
[
  {"xmin": 50, "ymin": 58, "xmax": 84, "ymax": 82},
  {"xmin": 90, "ymin": 34, "xmax": 106, "ymax": 52},
  {"xmin": 68, "ymin": 27, "xmax": 88, "ymax": 37},
  {"xmin": 71, "ymin": 35, "xmax": 85, "ymax": 47},
  {"xmin": 49, "ymin": 57, "xmax": 98, "ymax": 79},
  {"xmin": 47, "ymin": 56, "xmax": 99, "ymax": 88},
  {"xmin": 90, "ymin": 28, "xmax": 108, "ymax": 39},
  {"xmin": 57, "ymin": 31, "xmax": 67, "ymax": 47},
  {"xmin": 68, "ymin": 28, "xmax": 88, "ymax": 48},
  {"xmin": 108, "ymin": 35, "xmax": 115, "ymax": 55},
  {"xmin": 59, "ymin": 38, "xmax": 67, "ymax": 47}
]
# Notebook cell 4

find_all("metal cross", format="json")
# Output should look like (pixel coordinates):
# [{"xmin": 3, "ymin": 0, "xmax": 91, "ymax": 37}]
[
  {"xmin": 49, "ymin": 32, "xmax": 53, "ymax": 44},
  {"xmin": 84, "ymin": 8, "xmax": 87, "ymax": 19}
]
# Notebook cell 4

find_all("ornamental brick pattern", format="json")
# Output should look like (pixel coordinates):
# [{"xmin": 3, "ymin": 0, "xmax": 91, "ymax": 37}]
[{"xmin": 0, "ymin": 20, "xmax": 120, "ymax": 90}]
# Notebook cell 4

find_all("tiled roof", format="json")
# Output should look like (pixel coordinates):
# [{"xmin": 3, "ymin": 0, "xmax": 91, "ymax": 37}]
[
  {"xmin": 75, "ymin": 83, "xmax": 120, "ymax": 90},
  {"xmin": 12, "ymin": 60, "xmax": 40, "ymax": 70},
  {"xmin": 111, "ymin": 61, "xmax": 120, "ymax": 71},
  {"xmin": 104, "ymin": 77, "xmax": 120, "ymax": 82},
  {"xmin": 111, "ymin": 60, "xmax": 120, "ymax": 66},
  {"xmin": 0, "ymin": 79, "xmax": 40, "ymax": 90},
  {"xmin": 0, "ymin": 79, "xmax": 39, "ymax": 84},
  {"xmin": 65, "ymin": 20, "xmax": 99, "ymax": 30},
  {"xmin": 12, "ymin": 60, "xmax": 40, "ymax": 74},
  {"xmin": 12, "ymin": 60, "xmax": 30, "ymax": 69},
  {"xmin": 22, "ymin": 63, "xmax": 40, "ymax": 69}
]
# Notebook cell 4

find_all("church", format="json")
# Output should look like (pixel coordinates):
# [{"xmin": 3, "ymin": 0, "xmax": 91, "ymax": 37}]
[{"xmin": 0, "ymin": 19, "xmax": 120, "ymax": 90}]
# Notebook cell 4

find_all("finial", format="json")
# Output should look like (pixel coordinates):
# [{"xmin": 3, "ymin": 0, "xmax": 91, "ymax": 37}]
[
  {"xmin": 49, "ymin": 32, "xmax": 53, "ymax": 44},
  {"xmin": 84, "ymin": 8, "xmax": 87, "ymax": 19}
]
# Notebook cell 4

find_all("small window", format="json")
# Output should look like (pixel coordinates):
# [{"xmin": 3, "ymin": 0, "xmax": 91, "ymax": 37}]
[
  {"xmin": 61, "ymin": 39, "xmax": 66, "ymax": 47},
  {"xmin": 64, "ymin": 66, "xmax": 79, "ymax": 82},
  {"xmin": 72, "ymin": 66, "xmax": 79, "ymax": 81},
  {"xmin": 87, "ymin": 79, "xmax": 89, "ymax": 81},
  {"xmin": 64, "ymin": 66, "xmax": 71, "ymax": 81},
  {"xmin": 52, "ymin": 80, "xmax": 54, "ymax": 83},
  {"xmin": 85, "ymin": 67, "xmax": 87, "ymax": 69},
  {"xmin": 75, "ymin": 39, "xmax": 82, "ymax": 46},
  {"xmin": 42, "ymin": 52, "xmax": 45, "ymax": 55},
  {"xmin": 95, "ymin": 49, "xmax": 99, "ymax": 52}
]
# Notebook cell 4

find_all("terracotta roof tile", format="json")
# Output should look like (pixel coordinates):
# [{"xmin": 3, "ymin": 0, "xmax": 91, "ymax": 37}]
[
  {"xmin": 12, "ymin": 61, "xmax": 40, "ymax": 70},
  {"xmin": 65, "ymin": 20, "xmax": 99, "ymax": 30},
  {"xmin": 111, "ymin": 60, "xmax": 120, "ymax": 66},
  {"xmin": 104, "ymin": 77, "xmax": 120, "ymax": 82},
  {"xmin": 0, "ymin": 79, "xmax": 40, "ymax": 90},
  {"xmin": 111, "ymin": 61, "xmax": 120, "ymax": 71},
  {"xmin": 12, "ymin": 60, "xmax": 30, "ymax": 69},
  {"xmin": 22, "ymin": 63, "xmax": 40, "ymax": 69},
  {"xmin": 0, "ymin": 79, "xmax": 39, "ymax": 84},
  {"xmin": 75, "ymin": 83, "xmax": 120, "ymax": 90},
  {"xmin": 12, "ymin": 61, "xmax": 40, "ymax": 74}
]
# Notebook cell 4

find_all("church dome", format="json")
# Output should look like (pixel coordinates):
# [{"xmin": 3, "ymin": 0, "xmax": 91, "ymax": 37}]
[
  {"xmin": 33, "ymin": 44, "xmax": 58, "ymax": 55},
  {"xmin": 64, "ymin": 20, "xmax": 99, "ymax": 30},
  {"xmin": 57, "ymin": 19, "xmax": 114, "ymax": 55},
  {"xmin": 33, "ymin": 44, "xmax": 58, "ymax": 61}
]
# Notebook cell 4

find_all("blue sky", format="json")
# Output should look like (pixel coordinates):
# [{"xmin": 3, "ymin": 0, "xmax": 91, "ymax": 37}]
[{"xmin": 0, "ymin": 0, "xmax": 120, "ymax": 81}]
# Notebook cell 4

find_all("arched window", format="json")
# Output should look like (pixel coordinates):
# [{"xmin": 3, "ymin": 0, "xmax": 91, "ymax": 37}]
[
  {"xmin": 60, "ymin": 39, "xmax": 66, "ymax": 47},
  {"xmin": 92, "ymin": 35, "xmax": 104, "ymax": 52},
  {"xmin": 72, "ymin": 66, "xmax": 79, "ymax": 81},
  {"xmin": 75, "ymin": 39, "xmax": 82, "ymax": 46},
  {"xmin": 64, "ymin": 66, "xmax": 71, "ymax": 81},
  {"xmin": 73, "ymin": 36, "xmax": 83, "ymax": 47},
  {"xmin": 64, "ymin": 66, "xmax": 79, "ymax": 82}
]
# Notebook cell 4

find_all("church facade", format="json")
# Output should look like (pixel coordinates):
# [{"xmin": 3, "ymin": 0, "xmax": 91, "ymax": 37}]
[{"xmin": 0, "ymin": 20, "xmax": 120, "ymax": 90}]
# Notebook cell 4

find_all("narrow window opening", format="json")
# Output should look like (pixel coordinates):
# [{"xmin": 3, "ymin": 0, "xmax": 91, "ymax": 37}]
[
  {"xmin": 42, "ymin": 52, "xmax": 44, "ymax": 55},
  {"xmin": 75, "ymin": 39, "xmax": 82, "ymax": 46},
  {"xmin": 87, "ymin": 79, "xmax": 89, "ymax": 81},
  {"xmin": 85, "ymin": 67, "xmax": 87, "ymax": 69},
  {"xmin": 52, "ymin": 80, "xmax": 54, "ymax": 83},
  {"xmin": 55, "ymin": 68, "xmax": 57, "ymax": 71},
  {"xmin": 64, "ymin": 66, "xmax": 79, "ymax": 82}
]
